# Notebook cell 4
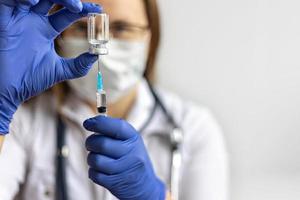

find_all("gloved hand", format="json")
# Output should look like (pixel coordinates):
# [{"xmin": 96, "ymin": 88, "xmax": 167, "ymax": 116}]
[
  {"xmin": 84, "ymin": 116, "xmax": 166, "ymax": 200},
  {"xmin": 0, "ymin": 0, "xmax": 102, "ymax": 134}
]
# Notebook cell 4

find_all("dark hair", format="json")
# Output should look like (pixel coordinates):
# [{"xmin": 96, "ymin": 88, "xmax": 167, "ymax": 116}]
[{"xmin": 143, "ymin": 0, "xmax": 161, "ymax": 82}]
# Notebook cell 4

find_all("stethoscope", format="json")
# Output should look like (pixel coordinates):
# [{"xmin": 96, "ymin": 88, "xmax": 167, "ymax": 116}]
[{"xmin": 56, "ymin": 81, "xmax": 183, "ymax": 200}]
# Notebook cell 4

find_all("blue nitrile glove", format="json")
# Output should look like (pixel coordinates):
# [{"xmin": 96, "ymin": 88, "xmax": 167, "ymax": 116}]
[
  {"xmin": 84, "ymin": 116, "xmax": 166, "ymax": 200},
  {"xmin": 0, "ymin": 0, "xmax": 102, "ymax": 134}
]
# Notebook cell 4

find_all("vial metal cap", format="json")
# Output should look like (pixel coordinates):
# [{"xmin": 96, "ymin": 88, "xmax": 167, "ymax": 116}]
[{"xmin": 89, "ymin": 44, "xmax": 109, "ymax": 55}]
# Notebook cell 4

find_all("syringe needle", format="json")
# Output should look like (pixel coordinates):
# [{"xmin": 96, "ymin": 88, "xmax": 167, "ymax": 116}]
[{"xmin": 97, "ymin": 55, "xmax": 100, "ymax": 72}]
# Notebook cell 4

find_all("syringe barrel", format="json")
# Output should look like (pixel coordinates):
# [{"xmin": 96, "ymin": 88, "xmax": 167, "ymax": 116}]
[{"xmin": 97, "ymin": 90, "xmax": 107, "ymax": 115}]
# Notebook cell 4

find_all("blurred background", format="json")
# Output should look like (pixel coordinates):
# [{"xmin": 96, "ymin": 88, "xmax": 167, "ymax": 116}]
[{"xmin": 156, "ymin": 0, "xmax": 300, "ymax": 200}]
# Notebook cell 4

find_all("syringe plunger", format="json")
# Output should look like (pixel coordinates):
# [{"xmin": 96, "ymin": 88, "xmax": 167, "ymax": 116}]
[{"xmin": 97, "ymin": 90, "xmax": 107, "ymax": 115}]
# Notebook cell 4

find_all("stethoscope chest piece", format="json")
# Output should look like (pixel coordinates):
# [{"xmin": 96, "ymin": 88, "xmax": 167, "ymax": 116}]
[{"xmin": 170, "ymin": 127, "xmax": 183, "ymax": 200}]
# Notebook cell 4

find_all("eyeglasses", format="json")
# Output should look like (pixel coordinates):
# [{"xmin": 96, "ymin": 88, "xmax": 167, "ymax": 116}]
[
  {"xmin": 64, "ymin": 21, "xmax": 149, "ymax": 41},
  {"xmin": 110, "ymin": 22, "xmax": 149, "ymax": 40}
]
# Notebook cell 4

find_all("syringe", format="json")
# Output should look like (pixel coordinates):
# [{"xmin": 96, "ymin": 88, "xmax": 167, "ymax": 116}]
[
  {"xmin": 87, "ymin": 13, "xmax": 109, "ymax": 115},
  {"xmin": 96, "ymin": 58, "xmax": 107, "ymax": 116}
]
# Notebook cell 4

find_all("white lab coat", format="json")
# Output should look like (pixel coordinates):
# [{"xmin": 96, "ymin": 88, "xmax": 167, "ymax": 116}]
[{"xmin": 0, "ymin": 79, "xmax": 229, "ymax": 200}]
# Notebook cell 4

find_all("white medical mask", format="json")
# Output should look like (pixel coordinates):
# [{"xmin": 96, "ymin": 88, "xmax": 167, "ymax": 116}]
[{"xmin": 59, "ymin": 37, "xmax": 149, "ymax": 104}]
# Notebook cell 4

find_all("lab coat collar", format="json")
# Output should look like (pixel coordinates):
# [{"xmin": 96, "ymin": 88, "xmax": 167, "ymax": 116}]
[{"xmin": 60, "ymin": 79, "xmax": 155, "ymax": 134}]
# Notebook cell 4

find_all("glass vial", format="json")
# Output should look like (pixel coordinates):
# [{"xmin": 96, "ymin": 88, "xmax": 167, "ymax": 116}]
[{"xmin": 88, "ymin": 13, "xmax": 109, "ymax": 55}]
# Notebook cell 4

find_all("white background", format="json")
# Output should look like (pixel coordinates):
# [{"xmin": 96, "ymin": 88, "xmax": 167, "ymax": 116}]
[{"xmin": 157, "ymin": 0, "xmax": 300, "ymax": 199}]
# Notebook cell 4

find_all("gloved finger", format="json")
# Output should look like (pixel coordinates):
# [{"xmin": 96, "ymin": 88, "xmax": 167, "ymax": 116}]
[
  {"xmin": 86, "ymin": 134, "xmax": 132, "ymax": 158},
  {"xmin": 83, "ymin": 116, "xmax": 137, "ymax": 140},
  {"xmin": 48, "ymin": 2, "xmax": 101, "ymax": 35},
  {"xmin": 87, "ymin": 153, "xmax": 131, "ymax": 175},
  {"xmin": 51, "ymin": 0, "xmax": 82, "ymax": 13},
  {"xmin": 0, "ymin": 0, "xmax": 17, "ymax": 7},
  {"xmin": 31, "ymin": 0, "xmax": 53, "ymax": 15},
  {"xmin": 57, "ymin": 52, "xmax": 98, "ymax": 81},
  {"xmin": 0, "ymin": 4, "xmax": 14, "ymax": 30},
  {"xmin": 88, "ymin": 168, "xmax": 115, "ymax": 189},
  {"xmin": 16, "ymin": 0, "xmax": 39, "ymax": 10}
]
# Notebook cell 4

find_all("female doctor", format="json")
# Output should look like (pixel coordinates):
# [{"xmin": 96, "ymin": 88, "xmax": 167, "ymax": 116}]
[{"xmin": 0, "ymin": 0, "xmax": 228, "ymax": 199}]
